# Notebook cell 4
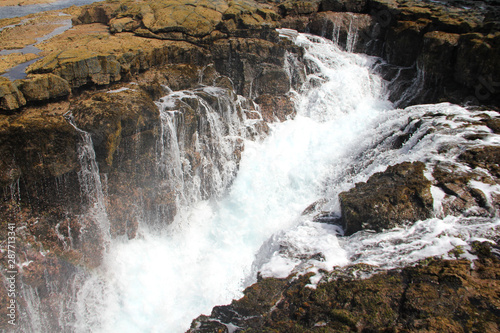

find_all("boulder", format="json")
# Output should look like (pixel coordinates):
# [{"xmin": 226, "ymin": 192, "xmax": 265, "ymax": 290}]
[
  {"xmin": 0, "ymin": 78, "xmax": 26, "ymax": 112},
  {"xmin": 432, "ymin": 163, "xmax": 493, "ymax": 217},
  {"xmin": 339, "ymin": 161, "xmax": 433, "ymax": 236},
  {"xmin": 74, "ymin": 3, "xmax": 115, "ymax": 25},
  {"xmin": 109, "ymin": 17, "xmax": 139, "ymax": 33},
  {"xmin": 459, "ymin": 146, "xmax": 500, "ymax": 179},
  {"xmin": 18, "ymin": 74, "xmax": 71, "ymax": 102},
  {"xmin": 30, "ymin": 50, "xmax": 121, "ymax": 88}
]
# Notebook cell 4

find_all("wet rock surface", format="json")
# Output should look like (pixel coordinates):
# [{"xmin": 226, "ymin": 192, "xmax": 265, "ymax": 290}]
[
  {"xmin": 339, "ymin": 161, "xmax": 434, "ymax": 236},
  {"xmin": 190, "ymin": 242, "xmax": 500, "ymax": 332}
]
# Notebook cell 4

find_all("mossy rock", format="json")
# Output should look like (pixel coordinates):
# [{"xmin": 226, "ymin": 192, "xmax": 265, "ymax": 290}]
[
  {"xmin": 72, "ymin": 87, "xmax": 159, "ymax": 167},
  {"xmin": 18, "ymin": 74, "xmax": 71, "ymax": 102},
  {"xmin": 0, "ymin": 78, "xmax": 26, "ymax": 111},
  {"xmin": 0, "ymin": 105, "xmax": 79, "ymax": 187},
  {"xmin": 191, "ymin": 254, "xmax": 500, "ymax": 332},
  {"xmin": 30, "ymin": 50, "xmax": 121, "ymax": 88}
]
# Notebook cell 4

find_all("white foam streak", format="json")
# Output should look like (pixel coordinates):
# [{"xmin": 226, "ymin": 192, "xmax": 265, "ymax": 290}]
[{"xmin": 345, "ymin": 217, "xmax": 500, "ymax": 269}]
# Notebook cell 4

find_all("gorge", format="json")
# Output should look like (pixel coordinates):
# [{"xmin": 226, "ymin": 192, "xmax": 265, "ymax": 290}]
[{"xmin": 1, "ymin": 0, "xmax": 499, "ymax": 332}]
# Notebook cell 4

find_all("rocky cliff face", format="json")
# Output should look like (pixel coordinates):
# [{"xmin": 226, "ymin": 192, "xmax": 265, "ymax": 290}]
[
  {"xmin": 0, "ymin": 1, "xmax": 300, "ymax": 329},
  {"xmin": 277, "ymin": 0, "xmax": 500, "ymax": 107}
]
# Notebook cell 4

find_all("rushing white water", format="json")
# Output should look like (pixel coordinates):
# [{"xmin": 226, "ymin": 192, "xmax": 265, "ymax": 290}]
[
  {"xmin": 57, "ymin": 30, "xmax": 500, "ymax": 333},
  {"xmin": 68, "ymin": 114, "xmax": 111, "ymax": 245}
]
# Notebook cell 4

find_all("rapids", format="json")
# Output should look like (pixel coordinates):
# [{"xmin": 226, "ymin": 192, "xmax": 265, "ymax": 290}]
[{"xmin": 19, "ymin": 30, "xmax": 500, "ymax": 332}]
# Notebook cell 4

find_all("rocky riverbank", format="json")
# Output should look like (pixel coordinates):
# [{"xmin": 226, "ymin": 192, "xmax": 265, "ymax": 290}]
[
  {"xmin": 0, "ymin": 0, "xmax": 499, "ymax": 331},
  {"xmin": 190, "ymin": 241, "xmax": 500, "ymax": 332}
]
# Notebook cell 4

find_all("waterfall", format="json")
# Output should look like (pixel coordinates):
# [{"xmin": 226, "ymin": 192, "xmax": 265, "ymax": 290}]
[
  {"xmin": 67, "ymin": 113, "xmax": 111, "ymax": 248},
  {"xmin": 345, "ymin": 14, "xmax": 359, "ymax": 53},
  {"xmin": 154, "ymin": 87, "xmax": 253, "ymax": 209},
  {"xmin": 16, "ymin": 114, "xmax": 112, "ymax": 333},
  {"xmin": 328, "ymin": 13, "xmax": 361, "ymax": 53},
  {"xmin": 21, "ymin": 30, "xmax": 500, "ymax": 332}
]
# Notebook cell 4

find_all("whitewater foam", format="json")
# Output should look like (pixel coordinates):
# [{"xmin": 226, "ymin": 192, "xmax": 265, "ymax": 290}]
[{"xmin": 51, "ymin": 31, "xmax": 500, "ymax": 332}]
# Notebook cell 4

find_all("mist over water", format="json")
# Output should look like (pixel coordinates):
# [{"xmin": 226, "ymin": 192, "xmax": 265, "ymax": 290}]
[{"xmin": 19, "ymin": 31, "xmax": 499, "ymax": 332}]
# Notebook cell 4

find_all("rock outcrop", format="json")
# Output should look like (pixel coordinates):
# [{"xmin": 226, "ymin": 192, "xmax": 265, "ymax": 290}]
[
  {"xmin": 190, "ymin": 241, "xmax": 500, "ymax": 332},
  {"xmin": 0, "ymin": 0, "xmax": 293, "ymax": 111},
  {"xmin": 339, "ymin": 161, "xmax": 434, "ymax": 236},
  {"xmin": 0, "ymin": 77, "xmax": 26, "ymax": 111},
  {"xmin": 0, "ymin": 1, "xmax": 299, "ymax": 329}
]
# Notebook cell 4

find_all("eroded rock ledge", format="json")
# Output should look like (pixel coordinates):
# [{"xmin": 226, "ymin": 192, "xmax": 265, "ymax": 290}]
[
  {"xmin": 0, "ymin": 0, "xmax": 286, "ymax": 112},
  {"xmin": 2, "ymin": 0, "xmax": 500, "ymax": 111}
]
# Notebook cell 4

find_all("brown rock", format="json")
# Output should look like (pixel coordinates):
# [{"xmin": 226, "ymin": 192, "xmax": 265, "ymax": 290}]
[
  {"xmin": 0, "ymin": 78, "xmax": 26, "ymax": 111},
  {"xmin": 18, "ymin": 74, "xmax": 71, "ymax": 102},
  {"xmin": 419, "ymin": 31, "xmax": 460, "ymax": 81},
  {"xmin": 0, "ymin": 101, "xmax": 78, "ymax": 188},
  {"xmin": 109, "ymin": 17, "xmax": 139, "ymax": 33},
  {"xmin": 459, "ymin": 146, "xmax": 500, "ymax": 178},
  {"xmin": 319, "ymin": 0, "xmax": 368, "ymax": 13},
  {"xmin": 455, "ymin": 32, "xmax": 500, "ymax": 96},
  {"xmin": 72, "ymin": 87, "xmax": 159, "ymax": 167},
  {"xmin": 279, "ymin": 0, "xmax": 321, "ymax": 16},
  {"xmin": 191, "ymin": 244, "xmax": 500, "ymax": 333},
  {"xmin": 385, "ymin": 20, "xmax": 429, "ymax": 67},
  {"xmin": 254, "ymin": 94, "xmax": 295, "ymax": 122},
  {"xmin": 308, "ymin": 12, "xmax": 375, "ymax": 53},
  {"xmin": 339, "ymin": 161, "xmax": 433, "ymax": 236},
  {"xmin": 212, "ymin": 37, "xmax": 287, "ymax": 97}
]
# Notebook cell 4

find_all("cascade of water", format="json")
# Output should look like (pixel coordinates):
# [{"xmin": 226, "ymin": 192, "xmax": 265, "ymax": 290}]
[
  {"xmin": 331, "ymin": 17, "xmax": 341, "ymax": 46},
  {"xmin": 328, "ymin": 13, "xmax": 360, "ymax": 53},
  {"xmin": 63, "ymin": 31, "xmax": 394, "ymax": 333},
  {"xmin": 66, "ymin": 113, "xmax": 111, "ymax": 246},
  {"xmin": 154, "ymin": 87, "xmax": 257, "ymax": 211},
  {"xmin": 345, "ymin": 14, "xmax": 359, "ymax": 53},
  {"xmin": 17, "ymin": 114, "xmax": 114, "ymax": 332},
  {"xmin": 23, "ymin": 30, "xmax": 499, "ymax": 333},
  {"xmin": 255, "ymin": 31, "xmax": 500, "ymax": 282}
]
